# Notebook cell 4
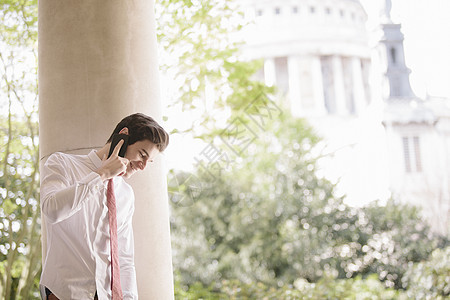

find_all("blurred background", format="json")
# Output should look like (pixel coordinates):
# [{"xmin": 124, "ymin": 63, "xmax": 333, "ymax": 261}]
[{"xmin": 1, "ymin": 0, "xmax": 449, "ymax": 298}]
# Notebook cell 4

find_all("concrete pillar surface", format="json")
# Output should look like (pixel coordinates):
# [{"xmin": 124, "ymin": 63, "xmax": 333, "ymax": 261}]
[{"xmin": 39, "ymin": 1, "xmax": 174, "ymax": 299}]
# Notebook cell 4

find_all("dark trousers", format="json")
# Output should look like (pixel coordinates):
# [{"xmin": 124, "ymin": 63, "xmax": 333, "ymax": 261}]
[{"xmin": 45, "ymin": 287, "xmax": 98, "ymax": 300}]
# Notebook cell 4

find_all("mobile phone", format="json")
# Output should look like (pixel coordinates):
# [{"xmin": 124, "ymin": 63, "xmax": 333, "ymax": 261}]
[{"xmin": 108, "ymin": 134, "xmax": 129, "ymax": 158}]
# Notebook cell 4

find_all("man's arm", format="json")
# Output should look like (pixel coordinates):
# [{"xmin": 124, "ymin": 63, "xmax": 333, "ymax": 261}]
[
  {"xmin": 40, "ymin": 153, "xmax": 105, "ymax": 224},
  {"xmin": 41, "ymin": 142, "xmax": 129, "ymax": 224}
]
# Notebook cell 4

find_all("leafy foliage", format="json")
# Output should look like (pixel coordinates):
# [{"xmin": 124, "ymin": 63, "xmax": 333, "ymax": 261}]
[
  {"xmin": 169, "ymin": 110, "xmax": 448, "ymax": 290},
  {"xmin": 0, "ymin": 0, "xmax": 40, "ymax": 299},
  {"xmin": 174, "ymin": 247, "xmax": 449, "ymax": 299},
  {"xmin": 357, "ymin": 200, "xmax": 447, "ymax": 288},
  {"xmin": 402, "ymin": 246, "xmax": 450, "ymax": 299},
  {"xmin": 0, "ymin": 0, "xmax": 38, "ymax": 46},
  {"xmin": 156, "ymin": 0, "xmax": 273, "ymax": 137},
  {"xmin": 174, "ymin": 273, "xmax": 408, "ymax": 300}
]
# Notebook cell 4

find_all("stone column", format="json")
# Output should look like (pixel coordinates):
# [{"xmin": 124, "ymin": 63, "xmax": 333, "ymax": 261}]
[
  {"xmin": 351, "ymin": 57, "xmax": 366, "ymax": 114},
  {"xmin": 264, "ymin": 57, "xmax": 276, "ymax": 87},
  {"xmin": 287, "ymin": 56, "xmax": 302, "ymax": 115},
  {"xmin": 332, "ymin": 55, "xmax": 346, "ymax": 115},
  {"xmin": 38, "ymin": 1, "xmax": 174, "ymax": 299},
  {"xmin": 311, "ymin": 55, "xmax": 326, "ymax": 116}
]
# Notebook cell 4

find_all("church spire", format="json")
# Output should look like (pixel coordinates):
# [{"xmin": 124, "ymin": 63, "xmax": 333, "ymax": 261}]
[
  {"xmin": 379, "ymin": 0, "xmax": 393, "ymax": 24},
  {"xmin": 376, "ymin": 0, "xmax": 415, "ymax": 100}
]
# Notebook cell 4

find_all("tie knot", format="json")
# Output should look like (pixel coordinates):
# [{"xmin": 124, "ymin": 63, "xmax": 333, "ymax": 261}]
[{"xmin": 107, "ymin": 179, "xmax": 115, "ymax": 198}]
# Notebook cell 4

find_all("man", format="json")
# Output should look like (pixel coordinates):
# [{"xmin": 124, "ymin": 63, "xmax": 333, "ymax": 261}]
[{"xmin": 39, "ymin": 113, "xmax": 169, "ymax": 299}]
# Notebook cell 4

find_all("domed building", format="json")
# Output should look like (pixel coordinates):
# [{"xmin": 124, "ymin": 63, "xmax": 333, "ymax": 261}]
[
  {"xmin": 240, "ymin": 0, "xmax": 388, "ymax": 205},
  {"xmin": 242, "ymin": 0, "xmax": 371, "ymax": 116},
  {"xmin": 239, "ymin": 0, "xmax": 449, "ymax": 234}
]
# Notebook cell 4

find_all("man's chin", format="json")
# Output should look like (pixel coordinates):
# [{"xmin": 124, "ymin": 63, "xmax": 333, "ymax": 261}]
[{"xmin": 122, "ymin": 170, "xmax": 135, "ymax": 179}]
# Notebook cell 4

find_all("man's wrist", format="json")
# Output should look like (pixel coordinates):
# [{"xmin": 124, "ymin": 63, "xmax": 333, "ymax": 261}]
[{"xmin": 94, "ymin": 169, "xmax": 109, "ymax": 181}]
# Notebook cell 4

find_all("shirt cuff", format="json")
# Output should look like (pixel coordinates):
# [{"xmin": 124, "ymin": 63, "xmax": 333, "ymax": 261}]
[{"xmin": 78, "ymin": 172, "xmax": 105, "ymax": 194}]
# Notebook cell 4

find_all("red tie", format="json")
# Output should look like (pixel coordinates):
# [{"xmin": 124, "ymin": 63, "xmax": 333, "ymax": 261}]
[{"xmin": 107, "ymin": 179, "xmax": 123, "ymax": 299}]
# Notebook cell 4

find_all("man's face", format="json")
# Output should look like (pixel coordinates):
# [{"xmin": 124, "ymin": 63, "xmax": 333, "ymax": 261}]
[{"xmin": 122, "ymin": 139, "xmax": 160, "ymax": 179}]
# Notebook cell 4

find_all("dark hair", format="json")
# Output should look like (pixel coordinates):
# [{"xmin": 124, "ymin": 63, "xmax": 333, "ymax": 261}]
[{"xmin": 106, "ymin": 113, "xmax": 169, "ymax": 152}]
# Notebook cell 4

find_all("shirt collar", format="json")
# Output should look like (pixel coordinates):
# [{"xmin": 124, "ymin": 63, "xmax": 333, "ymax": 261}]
[
  {"xmin": 88, "ymin": 149, "xmax": 103, "ymax": 170},
  {"xmin": 88, "ymin": 150, "xmax": 124, "ymax": 184}
]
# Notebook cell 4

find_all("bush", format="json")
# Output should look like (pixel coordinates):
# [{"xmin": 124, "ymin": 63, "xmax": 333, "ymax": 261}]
[
  {"xmin": 402, "ymin": 247, "xmax": 450, "ymax": 299},
  {"xmin": 174, "ymin": 274, "xmax": 407, "ymax": 299},
  {"xmin": 174, "ymin": 246, "xmax": 450, "ymax": 299}
]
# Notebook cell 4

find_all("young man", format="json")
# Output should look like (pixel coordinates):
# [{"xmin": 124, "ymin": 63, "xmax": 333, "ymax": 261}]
[{"xmin": 39, "ymin": 113, "xmax": 169, "ymax": 300}]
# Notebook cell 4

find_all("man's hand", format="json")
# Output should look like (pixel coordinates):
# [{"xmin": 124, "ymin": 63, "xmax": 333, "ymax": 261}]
[{"xmin": 95, "ymin": 139, "xmax": 129, "ymax": 181}]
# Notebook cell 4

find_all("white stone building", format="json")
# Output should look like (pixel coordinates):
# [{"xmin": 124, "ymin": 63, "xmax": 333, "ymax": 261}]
[
  {"xmin": 375, "ymin": 2, "xmax": 450, "ymax": 235},
  {"xmin": 240, "ymin": 0, "xmax": 449, "ymax": 235}
]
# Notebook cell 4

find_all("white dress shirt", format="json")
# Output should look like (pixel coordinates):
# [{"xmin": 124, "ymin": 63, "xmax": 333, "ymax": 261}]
[{"xmin": 40, "ymin": 150, "xmax": 138, "ymax": 299}]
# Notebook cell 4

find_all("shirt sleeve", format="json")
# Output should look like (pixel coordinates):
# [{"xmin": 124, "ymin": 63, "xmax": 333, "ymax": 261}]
[
  {"xmin": 118, "ymin": 197, "xmax": 138, "ymax": 299},
  {"xmin": 40, "ymin": 153, "xmax": 105, "ymax": 224}
]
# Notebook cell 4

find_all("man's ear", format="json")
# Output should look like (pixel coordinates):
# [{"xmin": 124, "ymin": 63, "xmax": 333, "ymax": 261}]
[{"xmin": 119, "ymin": 127, "xmax": 129, "ymax": 135}]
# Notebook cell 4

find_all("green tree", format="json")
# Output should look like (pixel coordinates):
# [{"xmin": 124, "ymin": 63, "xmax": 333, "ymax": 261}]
[
  {"xmin": 156, "ymin": 0, "xmax": 273, "ymax": 137},
  {"xmin": 169, "ymin": 111, "xmax": 338, "ymax": 287},
  {"xmin": 169, "ymin": 110, "xmax": 447, "ymax": 290},
  {"xmin": 0, "ymin": 0, "xmax": 40, "ymax": 299}
]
